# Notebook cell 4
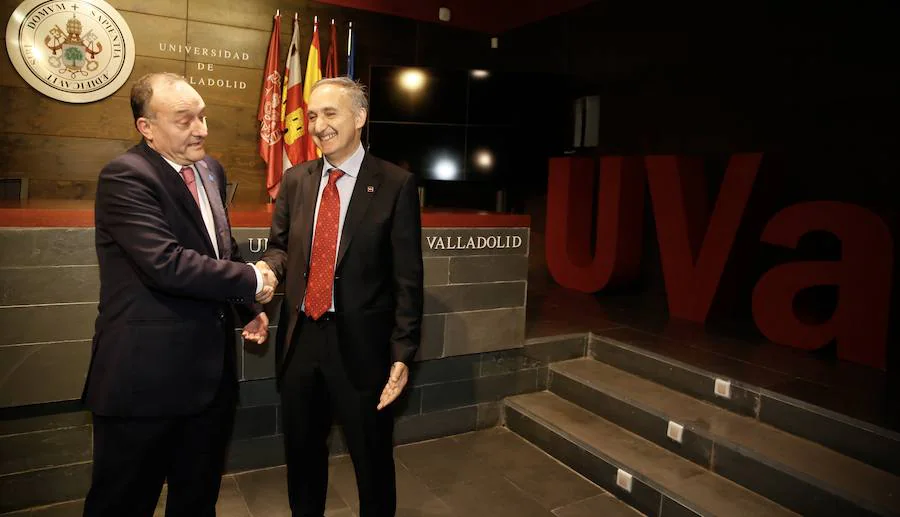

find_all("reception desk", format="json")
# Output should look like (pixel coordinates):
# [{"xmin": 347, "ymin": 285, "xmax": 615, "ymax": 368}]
[
  {"xmin": 0, "ymin": 201, "xmax": 541, "ymax": 512},
  {"xmin": 0, "ymin": 200, "xmax": 530, "ymax": 406}
]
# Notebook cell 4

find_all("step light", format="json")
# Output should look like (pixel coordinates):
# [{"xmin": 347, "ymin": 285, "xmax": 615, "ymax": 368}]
[
  {"xmin": 667, "ymin": 421, "xmax": 684, "ymax": 444},
  {"xmin": 714, "ymin": 378, "xmax": 732, "ymax": 399},
  {"xmin": 616, "ymin": 469, "xmax": 633, "ymax": 493}
]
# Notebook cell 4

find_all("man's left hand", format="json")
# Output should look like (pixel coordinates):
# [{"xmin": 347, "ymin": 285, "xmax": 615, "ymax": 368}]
[
  {"xmin": 377, "ymin": 362, "xmax": 408, "ymax": 410},
  {"xmin": 241, "ymin": 312, "xmax": 269, "ymax": 344}
]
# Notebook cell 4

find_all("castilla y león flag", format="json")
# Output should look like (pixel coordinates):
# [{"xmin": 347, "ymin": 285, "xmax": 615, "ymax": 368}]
[{"xmin": 281, "ymin": 13, "xmax": 304, "ymax": 176}]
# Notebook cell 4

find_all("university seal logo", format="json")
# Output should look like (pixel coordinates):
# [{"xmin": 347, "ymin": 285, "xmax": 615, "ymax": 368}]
[
  {"xmin": 259, "ymin": 70, "xmax": 282, "ymax": 145},
  {"xmin": 6, "ymin": 0, "xmax": 135, "ymax": 103}
]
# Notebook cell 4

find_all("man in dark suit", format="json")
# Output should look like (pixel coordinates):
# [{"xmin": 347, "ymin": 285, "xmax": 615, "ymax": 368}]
[
  {"xmin": 258, "ymin": 77, "xmax": 423, "ymax": 517},
  {"xmin": 82, "ymin": 72, "xmax": 275, "ymax": 517}
]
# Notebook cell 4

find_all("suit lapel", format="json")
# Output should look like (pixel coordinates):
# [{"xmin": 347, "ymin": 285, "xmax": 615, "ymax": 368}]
[
  {"xmin": 195, "ymin": 159, "xmax": 231, "ymax": 259},
  {"xmin": 137, "ymin": 142, "xmax": 216, "ymax": 257},
  {"xmin": 298, "ymin": 160, "xmax": 324, "ymax": 270},
  {"xmin": 336, "ymin": 154, "xmax": 382, "ymax": 270}
]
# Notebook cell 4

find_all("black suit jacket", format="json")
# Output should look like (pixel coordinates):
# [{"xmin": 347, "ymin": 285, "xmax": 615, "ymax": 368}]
[
  {"xmin": 84, "ymin": 142, "xmax": 260, "ymax": 417},
  {"xmin": 263, "ymin": 153, "xmax": 424, "ymax": 390}
]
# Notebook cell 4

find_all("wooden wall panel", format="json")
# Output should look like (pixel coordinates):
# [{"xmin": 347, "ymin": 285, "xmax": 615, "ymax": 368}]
[
  {"xmin": 1, "ymin": 0, "xmax": 481, "ymax": 200},
  {"xmin": 1, "ymin": 0, "xmax": 22, "ymax": 19},
  {"xmin": 188, "ymin": 0, "xmax": 284, "ymax": 32},
  {"xmin": 204, "ymin": 105, "xmax": 267, "ymax": 203},
  {"xmin": 205, "ymin": 104, "xmax": 258, "ymax": 143},
  {"xmin": 0, "ymin": 87, "xmax": 138, "ymax": 139},
  {"xmin": 0, "ymin": 56, "xmax": 27, "ymax": 89},
  {"xmin": 112, "ymin": 0, "xmax": 186, "ymax": 19},
  {"xmin": 209, "ymin": 139, "xmax": 262, "ymax": 171},
  {"xmin": 0, "ymin": 135, "xmax": 132, "ymax": 179},
  {"xmin": 186, "ymin": 21, "xmax": 270, "ymax": 70},
  {"xmin": 223, "ymin": 166, "xmax": 268, "ymax": 203},
  {"xmin": 27, "ymin": 180, "xmax": 98, "ymax": 200},
  {"xmin": 121, "ymin": 11, "xmax": 188, "ymax": 60},
  {"xmin": 1, "ymin": 56, "xmax": 184, "ymax": 97},
  {"xmin": 187, "ymin": 0, "xmax": 348, "ymax": 35},
  {"xmin": 188, "ymin": 64, "xmax": 261, "ymax": 109},
  {"xmin": 110, "ymin": 57, "xmax": 187, "ymax": 98}
]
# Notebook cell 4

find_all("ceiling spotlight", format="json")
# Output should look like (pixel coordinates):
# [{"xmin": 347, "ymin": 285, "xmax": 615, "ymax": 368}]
[
  {"xmin": 470, "ymin": 69, "xmax": 490, "ymax": 79},
  {"xmin": 432, "ymin": 157, "xmax": 459, "ymax": 180},
  {"xmin": 473, "ymin": 149, "xmax": 494, "ymax": 171},
  {"xmin": 398, "ymin": 69, "xmax": 427, "ymax": 91}
]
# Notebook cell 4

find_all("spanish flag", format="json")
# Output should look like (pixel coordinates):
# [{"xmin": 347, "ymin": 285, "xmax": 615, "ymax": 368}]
[
  {"xmin": 281, "ymin": 12, "xmax": 304, "ymax": 182},
  {"xmin": 303, "ymin": 17, "xmax": 323, "ymax": 160}
]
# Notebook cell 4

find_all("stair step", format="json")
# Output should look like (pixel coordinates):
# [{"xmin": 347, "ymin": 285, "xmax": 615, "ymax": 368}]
[
  {"xmin": 550, "ymin": 358, "xmax": 900, "ymax": 517},
  {"xmin": 505, "ymin": 391, "xmax": 797, "ymax": 517},
  {"xmin": 588, "ymin": 330, "xmax": 900, "ymax": 477}
]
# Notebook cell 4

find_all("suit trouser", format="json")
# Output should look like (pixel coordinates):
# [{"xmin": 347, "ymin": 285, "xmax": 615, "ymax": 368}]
[
  {"xmin": 281, "ymin": 314, "xmax": 397, "ymax": 517},
  {"xmin": 83, "ymin": 371, "xmax": 237, "ymax": 517}
]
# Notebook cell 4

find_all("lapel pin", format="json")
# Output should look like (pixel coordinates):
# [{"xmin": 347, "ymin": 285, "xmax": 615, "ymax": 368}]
[
  {"xmin": 208, "ymin": 174, "xmax": 215, "ymax": 182},
  {"xmin": 367, "ymin": 186, "xmax": 375, "ymax": 193}
]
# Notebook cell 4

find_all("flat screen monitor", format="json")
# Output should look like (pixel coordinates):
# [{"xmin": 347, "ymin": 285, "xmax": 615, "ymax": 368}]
[
  {"xmin": 367, "ymin": 122, "xmax": 466, "ymax": 181},
  {"xmin": 367, "ymin": 65, "xmax": 517, "ymax": 182},
  {"xmin": 368, "ymin": 67, "xmax": 467, "ymax": 124}
]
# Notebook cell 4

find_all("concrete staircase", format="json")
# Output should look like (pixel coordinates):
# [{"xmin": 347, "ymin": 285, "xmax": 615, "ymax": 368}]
[{"xmin": 504, "ymin": 334, "xmax": 900, "ymax": 517}]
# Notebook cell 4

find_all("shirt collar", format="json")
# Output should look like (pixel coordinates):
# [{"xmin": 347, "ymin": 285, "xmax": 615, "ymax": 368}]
[
  {"xmin": 322, "ymin": 142, "xmax": 365, "ymax": 179},
  {"xmin": 161, "ymin": 155, "xmax": 194, "ymax": 174}
]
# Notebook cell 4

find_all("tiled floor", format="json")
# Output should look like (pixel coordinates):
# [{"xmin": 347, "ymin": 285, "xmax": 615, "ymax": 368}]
[{"xmin": 6, "ymin": 428, "xmax": 636, "ymax": 517}]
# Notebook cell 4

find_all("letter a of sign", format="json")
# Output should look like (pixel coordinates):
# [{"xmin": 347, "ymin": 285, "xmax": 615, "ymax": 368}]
[
  {"xmin": 545, "ymin": 156, "xmax": 646, "ymax": 292},
  {"xmin": 751, "ymin": 201, "xmax": 893, "ymax": 370},
  {"xmin": 645, "ymin": 153, "xmax": 762, "ymax": 322}
]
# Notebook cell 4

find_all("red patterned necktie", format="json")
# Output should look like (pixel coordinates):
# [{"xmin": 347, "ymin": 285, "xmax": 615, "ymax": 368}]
[
  {"xmin": 305, "ymin": 169, "xmax": 345, "ymax": 319},
  {"xmin": 180, "ymin": 166, "xmax": 201, "ymax": 207}
]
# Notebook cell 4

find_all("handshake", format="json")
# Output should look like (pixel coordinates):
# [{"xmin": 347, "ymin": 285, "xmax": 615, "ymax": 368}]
[
  {"xmin": 241, "ymin": 261, "xmax": 277, "ymax": 346},
  {"xmin": 255, "ymin": 261, "xmax": 278, "ymax": 304}
]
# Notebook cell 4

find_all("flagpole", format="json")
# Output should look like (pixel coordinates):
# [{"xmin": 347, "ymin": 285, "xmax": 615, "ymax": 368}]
[
  {"xmin": 347, "ymin": 22, "xmax": 352, "ymax": 58},
  {"xmin": 346, "ymin": 21, "xmax": 354, "ymax": 79}
]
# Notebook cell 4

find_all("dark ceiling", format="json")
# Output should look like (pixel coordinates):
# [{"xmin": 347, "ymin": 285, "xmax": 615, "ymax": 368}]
[{"xmin": 317, "ymin": 0, "xmax": 595, "ymax": 33}]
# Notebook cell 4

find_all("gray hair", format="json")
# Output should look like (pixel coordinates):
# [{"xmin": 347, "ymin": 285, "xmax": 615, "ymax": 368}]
[
  {"xmin": 130, "ymin": 72, "xmax": 186, "ymax": 121},
  {"xmin": 310, "ymin": 77, "xmax": 369, "ymax": 114}
]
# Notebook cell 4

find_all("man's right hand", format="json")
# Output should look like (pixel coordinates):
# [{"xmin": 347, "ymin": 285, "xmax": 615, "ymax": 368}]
[{"xmin": 255, "ymin": 261, "xmax": 278, "ymax": 304}]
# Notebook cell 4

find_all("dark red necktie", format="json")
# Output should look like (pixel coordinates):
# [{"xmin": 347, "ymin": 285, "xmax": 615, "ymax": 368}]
[
  {"xmin": 180, "ymin": 166, "xmax": 201, "ymax": 207},
  {"xmin": 305, "ymin": 169, "xmax": 344, "ymax": 319}
]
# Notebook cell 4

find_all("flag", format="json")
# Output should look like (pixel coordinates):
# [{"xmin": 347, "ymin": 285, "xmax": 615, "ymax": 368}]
[
  {"xmin": 346, "ymin": 21, "xmax": 356, "ymax": 80},
  {"xmin": 325, "ymin": 19, "xmax": 339, "ymax": 78},
  {"xmin": 303, "ymin": 17, "xmax": 323, "ymax": 159},
  {"xmin": 281, "ymin": 13, "xmax": 304, "ymax": 181},
  {"xmin": 257, "ymin": 12, "xmax": 282, "ymax": 200}
]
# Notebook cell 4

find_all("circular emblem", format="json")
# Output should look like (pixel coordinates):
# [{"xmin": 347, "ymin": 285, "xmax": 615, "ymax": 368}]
[{"xmin": 6, "ymin": 0, "xmax": 135, "ymax": 103}]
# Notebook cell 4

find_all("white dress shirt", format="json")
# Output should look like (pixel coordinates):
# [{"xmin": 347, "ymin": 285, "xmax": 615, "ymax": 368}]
[
  {"xmin": 162, "ymin": 156, "xmax": 263, "ymax": 294},
  {"xmin": 305, "ymin": 142, "xmax": 365, "ymax": 313}
]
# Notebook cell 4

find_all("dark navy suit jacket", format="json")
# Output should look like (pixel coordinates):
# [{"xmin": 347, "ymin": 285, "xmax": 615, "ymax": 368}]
[{"xmin": 84, "ymin": 141, "xmax": 259, "ymax": 417}]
